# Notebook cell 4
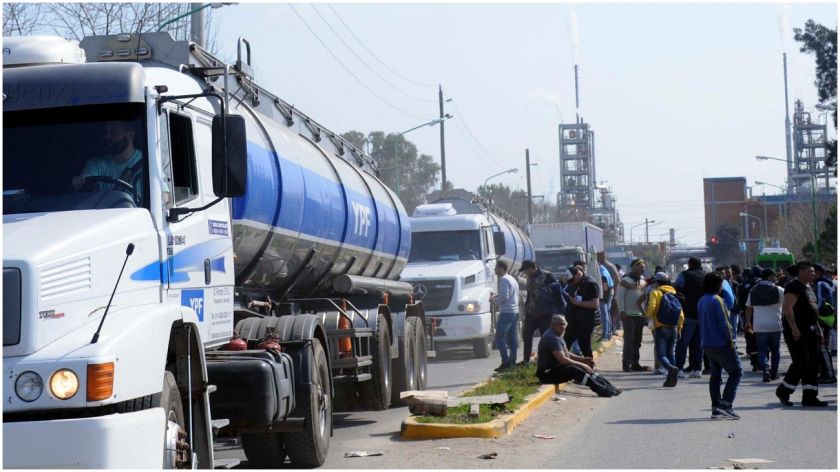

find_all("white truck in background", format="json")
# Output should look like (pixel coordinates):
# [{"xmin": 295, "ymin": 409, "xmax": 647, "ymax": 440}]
[
  {"xmin": 401, "ymin": 190, "xmax": 534, "ymax": 359},
  {"xmin": 530, "ymin": 222, "xmax": 604, "ymax": 277}
]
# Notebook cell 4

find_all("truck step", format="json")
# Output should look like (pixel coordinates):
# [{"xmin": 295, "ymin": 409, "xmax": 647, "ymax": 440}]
[
  {"xmin": 427, "ymin": 350, "xmax": 437, "ymax": 358},
  {"xmin": 213, "ymin": 458, "xmax": 241, "ymax": 469},
  {"xmin": 211, "ymin": 418, "xmax": 230, "ymax": 434},
  {"xmin": 207, "ymin": 384, "xmax": 218, "ymax": 395}
]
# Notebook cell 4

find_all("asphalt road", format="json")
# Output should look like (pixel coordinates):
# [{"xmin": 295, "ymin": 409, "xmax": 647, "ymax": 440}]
[{"xmin": 217, "ymin": 332, "xmax": 837, "ymax": 469}]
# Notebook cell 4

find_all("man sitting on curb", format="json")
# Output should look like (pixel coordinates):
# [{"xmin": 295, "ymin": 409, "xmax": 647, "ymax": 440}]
[{"xmin": 536, "ymin": 314, "xmax": 623, "ymax": 397}]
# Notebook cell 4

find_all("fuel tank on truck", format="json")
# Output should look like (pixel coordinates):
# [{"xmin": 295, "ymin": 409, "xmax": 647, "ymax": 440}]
[
  {"xmin": 426, "ymin": 188, "xmax": 534, "ymax": 276},
  {"xmin": 229, "ymin": 103, "xmax": 411, "ymax": 297}
]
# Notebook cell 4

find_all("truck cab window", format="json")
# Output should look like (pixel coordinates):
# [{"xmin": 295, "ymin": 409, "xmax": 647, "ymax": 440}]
[
  {"xmin": 168, "ymin": 113, "xmax": 199, "ymax": 204},
  {"xmin": 3, "ymin": 103, "xmax": 148, "ymax": 215}
]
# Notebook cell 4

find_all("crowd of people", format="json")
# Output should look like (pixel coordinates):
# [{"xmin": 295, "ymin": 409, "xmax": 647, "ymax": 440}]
[{"xmin": 491, "ymin": 254, "xmax": 838, "ymax": 417}]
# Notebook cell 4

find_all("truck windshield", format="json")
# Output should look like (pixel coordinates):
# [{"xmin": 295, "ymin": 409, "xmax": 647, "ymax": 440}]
[
  {"xmin": 3, "ymin": 103, "xmax": 148, "ymax": 215},
  {"xmin": 536, "ymin": 250, "xmax": 581, "ymax": 274},
  {"xmin": 409, "ymin": 230, "xmax": 482, "ymax": 262}
]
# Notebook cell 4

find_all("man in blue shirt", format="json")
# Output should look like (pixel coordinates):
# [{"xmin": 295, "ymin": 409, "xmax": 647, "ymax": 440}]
[
  {"xmin": 492, "ymin": 261, "xmax": 520, "ymax": 371},
  {"xmin": 71, "ymin": 120, "xmax": 144, "ymax": 203},
  {"xmin": 598, "ymin": 262, "xmax": 615, "ymax": 342}
]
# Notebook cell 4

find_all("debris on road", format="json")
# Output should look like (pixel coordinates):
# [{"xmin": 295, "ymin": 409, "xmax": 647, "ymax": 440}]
[
  {"xmin": 552, "ymin": 395, "xmax": 567, "ymax": 401},
  {"xmin": 401, "ymin": 390, "xmax": 449, "ymax": 416},
  {"xmin": 478, "ymin": 452, "xmax": 498, "ymax": 460},
  {"xmin": 436, "ymin": 447, "xmax": 451, "ymax": 450},
  {"xmin": 727, "ymin": 433, "xmax": 735, "ymax": 439},
  {"xmin": 344, "ymin": 451, "xmax": 384, "ymax": 458},
  {"xmin": 448, "ymin": 393, "xmax": 510, "ymax": 407},
  {"xmin": 532, "ymin": 434, "xmax": 555, "ymax": 439},
  {"xmin": 726, "ymin": 459, "xmax": 773, "ymax": 465}
]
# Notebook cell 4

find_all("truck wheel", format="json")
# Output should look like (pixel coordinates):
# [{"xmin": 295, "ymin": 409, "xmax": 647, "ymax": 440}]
[
  {"xmin": 473, "ymin": 336, "xmax": 491, "ymax": 358},
  {"xmin": 391, "ymin": 320, "xmax": 416, "ymax": 406},
  {"xmin": 241, "ymin": 433, "xmax": 286, "ymax": 468},
  {"xmin": 285, "ymin": 341, "xmax": 331, "ymax": 468},
  {"xmin": 358, "ymin": 314, "xmax": 392, "ymax": 410},
  {"xmin": 160, "ymin": 371, "xmax": 189, "ymax": 469},
  {"xmin": 410, "ymin": 316, "xmax": 427, "ymax": 390}
]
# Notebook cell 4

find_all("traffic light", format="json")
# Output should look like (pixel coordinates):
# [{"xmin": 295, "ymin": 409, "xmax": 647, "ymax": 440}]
[{"xmin": 710, "ymin": 235, "xmax": 719, "ymax": 245}]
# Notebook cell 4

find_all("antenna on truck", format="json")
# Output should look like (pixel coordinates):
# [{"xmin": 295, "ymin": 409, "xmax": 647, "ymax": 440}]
[{"xmin": 90, "ymin": 243, "xmax": 135, "ymax": 344}]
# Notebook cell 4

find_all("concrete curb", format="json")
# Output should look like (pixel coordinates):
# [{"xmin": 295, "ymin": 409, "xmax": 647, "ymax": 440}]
[
  {"xmin": 399, "ymin": 332, "xmax": 623, "ymax": 440},
  {"xmin": 400, "ymin": 383, "xmax": 563, "ymax": 440}
]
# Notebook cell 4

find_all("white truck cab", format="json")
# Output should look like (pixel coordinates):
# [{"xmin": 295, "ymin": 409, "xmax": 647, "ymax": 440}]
[{"xmin": 401, "ymin": 204, "xmax": 498, "ymax": 358}]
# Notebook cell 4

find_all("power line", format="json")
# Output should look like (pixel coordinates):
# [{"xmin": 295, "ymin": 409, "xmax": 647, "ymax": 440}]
[
  {"xmin": 289, "ymin": 4, "xmax": 431, "ymax": 121},
  {"xmin": 450, "ymin": 118, "xmax": 497, "ymax": 174},
  {"xmin": 450, "ymin": 101, "xmax": 516, "ymax": 165},
  {"xmin": 311, "ymin": 4, "xmax": 436, "ymax": 104},
  {"xmin": 326, "ymin": 3, "xmax": 438, "ymax": 89}
]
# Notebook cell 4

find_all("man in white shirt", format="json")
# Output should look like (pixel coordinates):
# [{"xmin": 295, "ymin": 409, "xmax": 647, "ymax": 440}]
[{"xmin": 745, "ymin": 268, "xmax": 785, "ymax": 382}]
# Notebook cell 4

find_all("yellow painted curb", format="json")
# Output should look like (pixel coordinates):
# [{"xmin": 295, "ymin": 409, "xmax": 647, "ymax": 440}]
[{"xmin": 400, "ymin": 383, "xmax": 564, "ymax": 440}]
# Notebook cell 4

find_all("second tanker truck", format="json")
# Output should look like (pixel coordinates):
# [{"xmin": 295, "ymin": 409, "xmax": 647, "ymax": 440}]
[
  {"xmin": 3, "ymin": 33, "xmax": 428, "ymax": 469},
  {"xmin": 401, "ymin": 189, "xmax": 534, "ymax": 358}
]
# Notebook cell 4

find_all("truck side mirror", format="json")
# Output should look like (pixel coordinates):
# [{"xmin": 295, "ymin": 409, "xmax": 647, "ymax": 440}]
[
  {"xmin": 212, "ymin": 114, "xmax": 247, "ymax": 198},
  {"xmin": 493, "ymin": 232, "xmax": 506, "ymax": 255}
]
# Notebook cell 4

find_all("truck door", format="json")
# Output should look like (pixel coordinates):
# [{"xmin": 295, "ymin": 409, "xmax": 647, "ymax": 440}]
[{"xmin": 159, "ymin": 108, "xmax": 235, "ymax": 347}]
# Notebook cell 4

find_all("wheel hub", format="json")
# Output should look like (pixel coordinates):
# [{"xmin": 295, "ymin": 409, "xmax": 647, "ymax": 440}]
[{"xmin": 164, "ymin": 420, "xmax": 191, "ymax": 468}]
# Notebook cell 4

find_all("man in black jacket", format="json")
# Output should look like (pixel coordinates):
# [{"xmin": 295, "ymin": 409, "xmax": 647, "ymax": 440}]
[
  {"xmin": 674, "ymin": 257, "xmax": 705, "ymax": 378},
  {"xmin": 520, "ymin": 260, "xmax": 565, "ymax": 364}
]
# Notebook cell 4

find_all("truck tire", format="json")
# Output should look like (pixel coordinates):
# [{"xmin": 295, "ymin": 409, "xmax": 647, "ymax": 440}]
[
  {"xmin": 285, "ymin": 341, "xmax": 331, "ymax": 468},
  {"xmin": 358, "ymin": 313, "xmax": 392, "ymax": 410},
  {"xmin": 410, "ymin": 316, "xmax": 427, "ymax": 390},
  {"xmin": 390, "ymin": 321, "xmax": 416, "ymax": 406},
  {"xmin": 160, "ymin": 371, "xmax": 189, "ymax": 469},
  {"xmin": 241, "ymin": 433, "xmax": 286, "ymax": 468},
  {"xmin": 473, "ymin": 335, "xmax": 491, "ymax": 358}
]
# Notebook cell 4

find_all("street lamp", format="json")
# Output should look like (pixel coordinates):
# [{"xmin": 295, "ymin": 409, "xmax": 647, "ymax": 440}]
[
  {"xmin": 754, "ymin": 180, "xmax": 785, "ymax": 191},
  {"xmin": 482, "ymin": 168, "xmax": 519, "ymax": 206},
  {"xmin": 390, "ymin": 116, "xmax": 452, "ymax": 194},
  {"xmin": 755, "ymin": 154, "xmax": 819, "ymax": 260},
  {"xmin": 628, "ymin": 220, "xmax": 654, "ymax": 244},
  {"xmin": 156, "ymin": 3, "xmax": 234, "ymax": 34},
  {"xmin": 739, "ymin": 211, "xmax": 764, "ymax": 243}
]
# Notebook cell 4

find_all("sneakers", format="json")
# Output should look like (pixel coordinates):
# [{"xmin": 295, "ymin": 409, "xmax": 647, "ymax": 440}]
[
  {"xmin": 711, "ymin": 407, "xmax": 740, "ymax": 420},
  {"xmin": 689, "ymin": 370, "xmax": 702, "ymax": 378},
  {"xmin": 654, "ymin": 367, "xmax": 667, "ymax": 376},
  {"xmin": 762, "ymin": 371, "xmax": 771, "ymax": 383},
  {"xmin": 663, "ymin": 367, "xmax": 679, "ymax": 387},
  {"xmin": 622, "ymin": 364, "xmax": 631, "ymax": 373},
  {"xmin": 677, "ymin": 369, "xmax": 687, "ymax": 379},
  {"xmin": 494, "ymin": 363, "xmax": 512, "ymax": 372},
  {"xmin": 818, "ymin": 376, "xmax": 837, "ymax": 385},
  {"xmin": 630, "ymin": 364, "xmax": 651, "ymax": 372}
]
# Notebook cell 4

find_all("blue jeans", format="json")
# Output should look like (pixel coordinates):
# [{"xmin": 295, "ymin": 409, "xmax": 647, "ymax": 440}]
[
  {"xmin": 599, "ymin": 292, "xmax": 613, "ymax": 339},
  {"xmin": 756, "ymin": 331, "xmax": 781, "ymax": 375},
  {"xmin": 495, "ymin": 312, "xmax": 519, "ymax": 366},
  {"xmin": 676, "ymin": 318, "xmax": 702, "ymax": 372},
  {"xmin": 705, "ymin": 346, "xmax": 742, "ymax": 409},
  {"xmin": 655, "ymin": 327, "xmax": 678, "ymax": 370}
]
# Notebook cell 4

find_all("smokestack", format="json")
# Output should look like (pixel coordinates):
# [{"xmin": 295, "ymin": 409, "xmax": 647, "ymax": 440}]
[
  {"xmin": 574, "ymin": 64, "xmax": 580, "ymax": 124},
  {"xmin": 783, "ymin": 52, "xmax": 793, "ymax": 187}
]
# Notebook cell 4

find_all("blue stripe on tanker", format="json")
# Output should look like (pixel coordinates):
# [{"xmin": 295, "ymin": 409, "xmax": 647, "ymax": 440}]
[{"xmin": 231, "ymin": 141, "xmax": 406, "ymax": 258}]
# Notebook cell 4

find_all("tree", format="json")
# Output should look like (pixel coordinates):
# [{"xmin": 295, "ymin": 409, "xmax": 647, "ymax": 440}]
[
  {"xmin": 778, "ymin": 200, "xmax": 834, "ymax": 261},
  {"xmin": 794, "ymin": 20, "xmax": 837, "ymax": 168},
  {"xmin": 706, "ymin": 224, "xmax": 741, "ymax": 266},
  {"xmin": 342, "ymin": 130, "xmax": 440, "ymax": 214},
  {"xmin": 802, "ymin": 204, "xmax": 837, "ymax": 263},
  {"xmin": 3, "ymin": 3, "xmax": 220, "ymax": 54}
]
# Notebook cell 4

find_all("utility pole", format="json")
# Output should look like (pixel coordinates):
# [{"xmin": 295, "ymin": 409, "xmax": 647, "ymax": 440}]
[
  {"xmin": 645, "ymin": 218, "xmax": 650, "ymax": 245},
  {"xmin": 190, "ymin": 3, "xmax": 205, "ymax": 48},
  {"xmin": 438, "ymin": 85, "xmax": 447, "ymax": 189},
  {"xmin": 783, "ymin": 53, "xmax": 793, "ymax": 184},
  {"xmin": 526, "ymin": 149, "xmax": 533, "ymax": 225}
]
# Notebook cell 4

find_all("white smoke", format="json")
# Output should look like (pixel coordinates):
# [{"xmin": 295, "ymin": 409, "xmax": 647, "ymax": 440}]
[
  {"xmin": 777, "ymin": 4, "xmax": 791, "ymax": 51},
  {"xmin": 526, "ymin": 89, "xmax": 564, "ymax": 122},
  {"xmin": 567, "ymin": 6, "xmax": 580, "ymax": 64}
]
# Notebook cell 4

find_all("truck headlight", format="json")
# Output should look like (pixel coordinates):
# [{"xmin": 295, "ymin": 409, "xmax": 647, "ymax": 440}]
[
  {"xmin": 15, "ymin": 371, "xmax": 43, "ymax": 402},
  {"xmin": 457, "ymin": 302, "xmax": 481, "ymax": 313},
  {"xmin": 50, "ymin": 369, "xmax": 79, "ymax": 400}
]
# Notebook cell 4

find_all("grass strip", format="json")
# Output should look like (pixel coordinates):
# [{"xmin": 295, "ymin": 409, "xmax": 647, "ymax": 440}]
[{"xmin": 414, "ymin": 363, "xmax": 541, "ymax": 425}]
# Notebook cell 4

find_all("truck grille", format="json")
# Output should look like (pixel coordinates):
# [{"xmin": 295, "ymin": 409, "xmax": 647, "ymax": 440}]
[
  {"xmin": 4, "ymin": 268, "xmax": 22, "ymax": 346},
  {"xmin": 413, "ymin": 279, "xmax": 454, "ymax": 312}
]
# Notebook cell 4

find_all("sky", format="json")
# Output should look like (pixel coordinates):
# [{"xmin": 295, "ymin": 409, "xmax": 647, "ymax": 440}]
[{"xmin": 212, "ymin": 2, "xmax": 837, "ymax": 247}]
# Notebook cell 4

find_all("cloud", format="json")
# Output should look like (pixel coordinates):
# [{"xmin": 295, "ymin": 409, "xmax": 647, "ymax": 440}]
[
  {"xmin": 567, "ymin": 6, "xmax": 580, "ymax": 64},
  {"xmin": 777, "ymin": 4, "xmax": 791, "ymax": 51}
]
